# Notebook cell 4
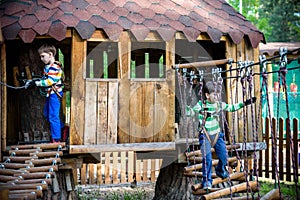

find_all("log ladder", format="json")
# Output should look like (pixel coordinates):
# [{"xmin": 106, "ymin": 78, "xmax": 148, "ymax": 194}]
[
  {"xmin": 0, "ymin": 143, "xmax": 68, "ymax": 200},
  {"xmin": 184, "ymin": 144, "xmax": 260, "ymax": 200}
]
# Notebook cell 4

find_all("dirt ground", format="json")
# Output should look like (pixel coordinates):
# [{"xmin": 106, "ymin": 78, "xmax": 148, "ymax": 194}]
[{"xmin": 76, "ymin": 182, "xmax": 156, "ymax": 200}]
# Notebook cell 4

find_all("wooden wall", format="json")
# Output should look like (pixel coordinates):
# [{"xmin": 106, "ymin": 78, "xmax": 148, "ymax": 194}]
[
  {"xmin": 69, "ymin": 31, "xmax": 175, "ymax": 152},
  {"xmin": 225, "ymin": 38, "xmax": 262, "ymax": 143}
]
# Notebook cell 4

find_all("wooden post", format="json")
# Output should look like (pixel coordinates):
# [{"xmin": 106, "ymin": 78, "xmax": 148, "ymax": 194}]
[
  {"xmin": 293, "ymin": 118, "xmax": 299, "ymax": 182},
  {"xmin": 1, "ymin": 43, "xmax": 7, "ymax": 153},
  {"xmin": 286, "ymin": 118, "xmax": 291, "ymax": 181},
  {"xmin": 279, "ymin": 118, "xmax": 284, "ymax": 180}
]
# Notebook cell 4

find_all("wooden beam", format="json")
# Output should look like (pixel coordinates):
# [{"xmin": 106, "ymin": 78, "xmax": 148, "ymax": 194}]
[
  {"xmin": 69, "ymin": 142, "xmax": 175, "ymax": 154},
  {"xmin": 87, "ymin": 30, "xmax": 109, "ymax": 42},
  {"xmin": 173, "ymin": 59, "xmax": 229, "ymax": 69},
  {"xmin": 70, "ymin": 30, "xmax": 86, "ymax": 145}
]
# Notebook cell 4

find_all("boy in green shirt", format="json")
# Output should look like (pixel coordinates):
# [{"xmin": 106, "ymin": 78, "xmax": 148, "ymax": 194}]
[{"xmin": 186, "ymin": 81, "xmax": 256, "ymax": 189}]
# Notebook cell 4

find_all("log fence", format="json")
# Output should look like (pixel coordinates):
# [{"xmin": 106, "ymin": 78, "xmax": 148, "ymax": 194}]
[{"xmin": 259, "ymin": 117, "xmax": 300, "ymax": 182}]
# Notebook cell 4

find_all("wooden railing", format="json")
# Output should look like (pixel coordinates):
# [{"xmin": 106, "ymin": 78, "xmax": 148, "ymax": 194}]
[
  {"xmin": 74, "ymin": 151, "xmax": 163, "ymax": 185},
  {"xmin": 259, "ymin": 117, "xmax": 300, "ymax": 181}
]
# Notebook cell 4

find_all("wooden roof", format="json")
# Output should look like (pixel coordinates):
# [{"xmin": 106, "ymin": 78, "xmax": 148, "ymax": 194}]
[{"xmin": 0, "ymin": 0, "xmax": 265, "ymax": 47}]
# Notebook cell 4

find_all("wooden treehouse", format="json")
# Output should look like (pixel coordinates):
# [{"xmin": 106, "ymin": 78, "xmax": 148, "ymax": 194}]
[{"xmin": 0, "ymin": 0, "xmax": 268, "ymax": 199}]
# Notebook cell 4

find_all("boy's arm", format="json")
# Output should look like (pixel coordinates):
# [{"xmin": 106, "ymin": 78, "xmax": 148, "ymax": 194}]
[
  {"xmin": 186, "ymin": 101, "xmax": 202, "ymax": 116},
  {"xmin": 222, "ymin": 97, "xmax": 256, "ymax": 112}
]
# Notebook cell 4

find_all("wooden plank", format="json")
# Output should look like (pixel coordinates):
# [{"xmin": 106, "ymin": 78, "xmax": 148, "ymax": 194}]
[
  {"xmin": 88, "ymin": 30, "xmax": 109, "ymax": 42},
  {"xmin": 150, "ymin": 159, "xmax": 156, "ymax": 182},
  {"xmin": 69, "ymin": 142, "xmax": 175, "ymax": 153},
  {"xmin": 128, "ymin": 151, "xmax": 134, "ymax": 182},
  {"xmin": 72, "ymin": 169, "xmax": 78, "ymax": 185},
  {"xmin": 118, "ymin": 31, "xmax": 131, "ymax": 143},
  {"xmin": 97, "ymin": 82, "xmax": 108, "ymax": 144},
  {"xmin": 136, "ymin": 159, "xmax": 141, "ymax": 182},
  {"xmin": 104, "ymin": 152, "xmax": 110, "ymax": 184},
  {"xmin": 237, "ymin": 39, "xmax": 245, "ymax": 142},
  {"xmin": 279, "ymin": 118, "xmax": 284, "ymax": 180},
  {"xmin": 293, "ymin": 118, "xmax": 299, "ymax": 182},
  {"xmin": 1, "ymin": 44, "xmax": 6, "ymax": 152},
  {"xmin": 97, "ymin": 163, "xmax": 102, "ymax": 184},
  {"xmin": 271, "ymin": 118, "xmax": 276, "ymax": 179},
  {"xmin": 143, "ymin": 160, "xmax": 148, "ymax": 181},
  {"xmin": 84, "ymin": 81, "xmax": 97, "ymax": 144},
  {"xmin": 70, "ymin": 30, "xmax": 86, "ymax": 145},
  {"xmin": 65, "ymin": 170, "xmax": 73, "ymax": 191},
  {"xmin": 265, "ymin": 117, "xmax": 270, "ymax": 178},
  {"xmin": 112, "ymin": 152, "xmax": 118, "ymax": 184},
  {"xmin": 154, "ymin": 82, "xmax": 170, "ymax": 142},
  {"xmin": 88, "ymin": 164, "xmax": 94, "ymax": 184},
  {"xmin": 80, "ymin": 164, "xmax": 86, "ymax": 185},
  {"xmin": 286, "ymin": 118, "xmax": 291, "ymax": 181},
  {"xmin": 120, "ymin": 151, "xmax": 126, "ymax": 183},
  {"xmin": 107, "ymin": 82, "xmax": 118, "ymax": 144}
]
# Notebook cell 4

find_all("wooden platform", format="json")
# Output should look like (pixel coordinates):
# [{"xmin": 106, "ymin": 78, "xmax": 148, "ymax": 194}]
[{"xmin": 0, "ymin": 142, "xmax": 73, "ymax": 199}]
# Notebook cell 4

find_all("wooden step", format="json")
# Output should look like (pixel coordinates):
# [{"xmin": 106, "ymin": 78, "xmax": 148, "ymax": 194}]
[
  {"xmin": 10, "ymin": 142, "xmax": 66, "ymax": 150},
  {"xmin": 0, "ymin": 183, "xmax": 47, "ymax": 191},
  {"xmin": 185, "ymin": 144, "xmax": 241, "ymax": 158},
  {"xmin": 14, "ymin": 172, "xmax": 55, "ymax": 179},
  {"xmin": 2, "ymin": 156, "xmax": 38, "ymax": 163},
  {"xmin": 184, "ymin": 157, "xmax": 237, "ymax": 172},
  {"xmin": 1, "ymin": 163, "xmax": 34, "ymax": 169},
  {"xmin": 20, "ymin": 165, "xmax": 58, "ymax": 173},
  {"xmin": 8, "ymin": 178, "xmax": 51, "ymax": 185},
  {"xmin": 29, "ymin": 151, "xmax": 63, "ymax": 158},
  {"xmin": 0, "ymin": 168, "xmax": 28, "ymax": 176},
  {"xmin": 9, "ymin": 189, "xmax": 43, "ymax": 198},
  {"xmin": 25, "ymin": 157, "xmax": 61, "ymax": 166},
  {"xmin": 9, "ymin": 149, "xmax": 42, "ymax": 156},
  {"xmin": 0, "ymin": 175, "xmax": 19, "ymax": 182}
]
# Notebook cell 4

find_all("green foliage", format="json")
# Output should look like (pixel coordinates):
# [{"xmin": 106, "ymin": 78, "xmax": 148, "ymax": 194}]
[
  {"xmin": 259, "ymin": 180, "xmax": 300, "ymax": 199},
  {"xmin": 226, "ymin": 0, "xmax": 300, "ymax": 42}
]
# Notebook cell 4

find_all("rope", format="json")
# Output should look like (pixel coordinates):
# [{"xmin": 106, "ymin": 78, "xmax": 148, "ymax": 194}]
[
  {"xmin": 0, "ymin": 81, "xmax": 27, "ymax": 89},
  {"xmin": 278, "ymin": 48, "xmax": 299, "ymax": 198},
  {"xmin": 260, "ymin": 55, "xmax": 282, "ymax": 199}
]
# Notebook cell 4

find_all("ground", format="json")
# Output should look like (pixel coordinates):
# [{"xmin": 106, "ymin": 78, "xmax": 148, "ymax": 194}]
[{"xmin": 76, "ymin": 182, "xmax": 155, "ymax": 200}]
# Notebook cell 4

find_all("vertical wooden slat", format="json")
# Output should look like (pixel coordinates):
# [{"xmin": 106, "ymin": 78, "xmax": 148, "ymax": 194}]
[
  {"xmin": 120, "ymin": 151, "xmax": 126, "ymax": 183},
  {"xmin": 97, "ymin": 82, "xmax": 108, "ymax": 144},
  {"xmin": 128, "ymin": 151, "xmax": 134, "ymax": 182},
  {"xmin": 80, "ymin": 163, "xmax": 87, "ymax": 185},
  {"xmin": 165, "ymin": 37, "xmax": 175, "ymax": 142},
  {"xmin": 271, "ymin": 118, "xmax": 277, "ymax": 179},
  {"xmin": 286, "ymin": 118, "xmax": 291, "ymax": 181},
  {"xmin": 107, "ymin": 82, "xmax": 118, "ymax": 144},
  {"xmin": 150, "ymin": 159, "xmax": 156, "ymax": 182},
  {"xmin": 225, "ymin": 39, "xmax": 238, "ymax": 144},
  {"xmin": 97, "ymin": 163, "xmax": 102, "ymax": 184},
  {"xmin": 279, "ymin": 118, "xmax": 284, "ymax": 180},
  {"xmin": 118, "ymin": 31, "xmax": 131, "ymax": 143},
  {"xmin": 143, "ymin": 160, "xmax": 148, "ymax": 181},
  {"xmin": 1, "ymin": 44, "xmax": 6, "ymax": 153},
  {"xmin": 89, "ymin": 164, "xmax": 95, "ymax": 184},
  {"xmin": 70, "ymin": 30, "xmax": 86, "ymax": 146},
  {"xmin": 265, "ymin": 117, "xmax": 270, "ymax": 178},
  {"xmin": 72, "ymin": 169, "xmax": 78, "ymax": 185},
  {"xmin": 143, "ymin": 82, "xmax": 155, "ymax": 142},
  {"xmin": 293, "ymin": 118, "xmax": 299, "ymax": 182},
  {"xmin": 136, "ymin": 160, "xmax": 141, "ymax": 182},
  {"xmin": 112, "ymin": 152, "xmax": 118, "ymax": 184},
  {"xmin": 105, "ymin": 152, "xmax": 111, "ymax": 184},
  {"xmin": 237, "ymin": 39, "xmax": 245, "ymax": 142},
  {"xmin": 84, "ymin": 82, "xmax": 97, "ymax": 144}
]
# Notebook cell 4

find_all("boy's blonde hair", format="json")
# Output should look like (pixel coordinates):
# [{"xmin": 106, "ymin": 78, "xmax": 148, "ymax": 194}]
[{"xmin": 38, "ymin": 44, "xmax": 56, "ymax": 56}]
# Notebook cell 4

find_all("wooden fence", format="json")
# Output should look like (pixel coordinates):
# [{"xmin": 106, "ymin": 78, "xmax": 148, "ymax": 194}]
[
  {"xmin": 74, "ymin": 151, "xmax": 163, "ymax": 185},
  {"xmin": 259, "ymin": 117, "xmax": 300, "ymax": 182}
]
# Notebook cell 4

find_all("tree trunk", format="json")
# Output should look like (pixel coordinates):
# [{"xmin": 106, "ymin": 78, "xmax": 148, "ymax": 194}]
[{"xmin": 153, "ymin": 160, "xmax": 197, "ymax": 200}]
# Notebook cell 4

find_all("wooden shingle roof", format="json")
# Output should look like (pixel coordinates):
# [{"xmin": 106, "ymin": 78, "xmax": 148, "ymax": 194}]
[{"xmin": 0, "ymin": 0, "xmax": 265, "ymax": 47}]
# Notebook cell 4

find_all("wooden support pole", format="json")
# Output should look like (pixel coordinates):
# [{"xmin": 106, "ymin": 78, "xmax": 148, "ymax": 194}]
[
  {"xmin": 200, "ymin": 181, "xmax": 258, "ymax": 200},
  {"xmin": 184, "ymin": 157, "xmax": 237, "ymax": 172},
  {"xmin": 260, "ymin": 188, "xmax": 280, "ymax": 200},
  {"xmin": 192, "ymin": 172, "xmax": 245, "ymax": 191},
  {"xmin": 9, "ymin": 189, "xmax": 43, "ymax": 198},
  {"xmin": 11, "ymin": 142, "xmax": 65, "ymax": 150},
  {"xmin": 172, "ymin": 59, "xmax": 229, "ymax": 69},
  {"xmin": 29, "ymin": 151, "xmax": 63, "ymax": 158}
]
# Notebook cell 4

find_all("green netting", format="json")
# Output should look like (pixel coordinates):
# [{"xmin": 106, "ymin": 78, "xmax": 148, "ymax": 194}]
[{"xmin": 262, "ymin": 60, "xmax": 300, "ymax": 135}]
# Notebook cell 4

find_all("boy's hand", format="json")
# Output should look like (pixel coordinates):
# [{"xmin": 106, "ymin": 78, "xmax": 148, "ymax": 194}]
[
  {"xmin": 24, "ymin": 80, "xmax": 35, "ymax": 89},
  {"xmin": 244, "ymin": 97, "xmax": 256, "ymax": 106}
]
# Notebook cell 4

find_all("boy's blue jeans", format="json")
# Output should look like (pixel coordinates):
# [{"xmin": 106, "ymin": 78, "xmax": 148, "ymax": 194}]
[
  {"xmin": 199, "ymin": 132, "xmax": 228, "ymax": 185},
  {"xmin": 44, "ymin": 92, "xmax": 63, "ymax": 140}
]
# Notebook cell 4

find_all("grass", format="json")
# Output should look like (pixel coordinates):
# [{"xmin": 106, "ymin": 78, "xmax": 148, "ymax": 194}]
[{"xmin": 258, "ymin": 179, "xmax": 300, "ymax": 199}]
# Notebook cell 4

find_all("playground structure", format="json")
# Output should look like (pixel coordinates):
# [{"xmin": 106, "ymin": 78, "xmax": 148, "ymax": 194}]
[{"xmin": 0, "ymin": 0, "xmax": 299, "ymax": 199}]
